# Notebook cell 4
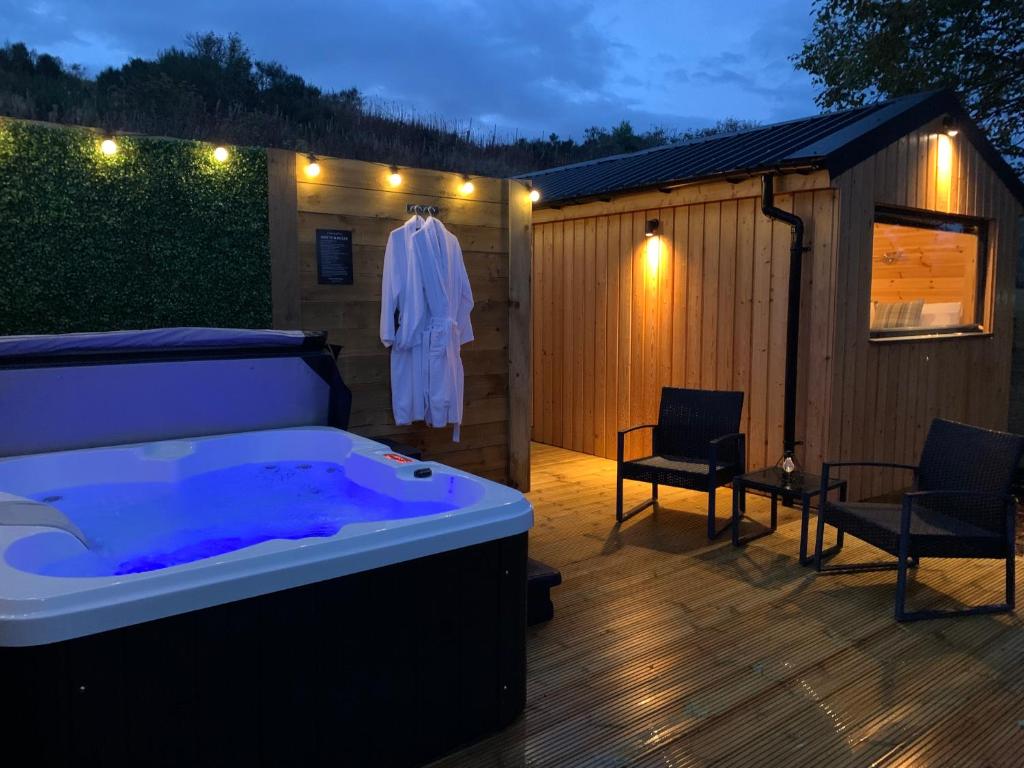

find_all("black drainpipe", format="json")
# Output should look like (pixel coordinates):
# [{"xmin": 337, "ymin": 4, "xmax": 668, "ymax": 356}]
[{"xmin": 760, "ymin": 175, "xmax": 804, "ymax": 468}]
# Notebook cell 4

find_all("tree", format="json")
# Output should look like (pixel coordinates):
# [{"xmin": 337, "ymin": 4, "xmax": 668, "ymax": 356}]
[
  {"xmin": 678, "ymin": 118, "xmax": 761, "ymax": 142},
  {"xmin": 571, "ymin": 119, "xmax": 760, "ymax": 165},
  {"xmin": 97, "ymin": 33, "xmax": 258, "ymax": 117},
  {"xmin": 793, "ymin": 0, "xmax": 1024, "ymax": 173},
  {"xmin": 0, "ymin": 42, "xmax": 96, "ymax": 122}
]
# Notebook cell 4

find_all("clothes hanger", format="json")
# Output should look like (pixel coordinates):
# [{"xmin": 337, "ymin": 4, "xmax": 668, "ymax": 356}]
[{"xmin": 406, "ymin": 204, "xmax": 441, "ymax": 218}]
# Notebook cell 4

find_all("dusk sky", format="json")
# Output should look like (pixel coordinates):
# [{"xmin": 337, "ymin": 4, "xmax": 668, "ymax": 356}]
[{"xmin": 1, "ymin": 0, "xmax": 822, "ymax": 138}]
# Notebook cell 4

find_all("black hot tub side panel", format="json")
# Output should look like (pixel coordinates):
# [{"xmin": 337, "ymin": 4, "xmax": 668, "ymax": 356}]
[{"xmin": 1, "ymin": 532, "xmax": 528, "ymax": 768}]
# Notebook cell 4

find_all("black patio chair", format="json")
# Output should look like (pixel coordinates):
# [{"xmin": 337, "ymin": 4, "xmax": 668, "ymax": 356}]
[
  {"xmin": 816, "ymin": 418, "xmax": 1024, "ymax": 621},
  {"xmin": 616, "ymin": 387, "xmax": 745, "ymax": 538}
]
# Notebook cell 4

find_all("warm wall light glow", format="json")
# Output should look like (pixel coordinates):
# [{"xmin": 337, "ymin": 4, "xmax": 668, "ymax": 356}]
[
  {"xmin": 529, "ymin": 189, "xmax": 541, "ymax": 203},
  {"xmin": 100, "ymin": 138, "xmax": 118, "ymax": 156},
  {"xmin": 213, "ymin": 146, "xmax": 229, "ymax": 162},
  {"xmin": 645, "ymin": 235, "xmax": 662, "ymax": 274},
  {"xmin": 304, "ymin": 158, "xmax": 321, "ymax": 178},
  {"xmin": 388, "ymin": 170, "xmax": 403, "ymax": 187},
  {"xmin": 937, "ymin": 133, "xmax": 953, "ymax": 209},
  {"xmin": 460, "ymin": 179, "xmax": 475, "ymax": 195}
]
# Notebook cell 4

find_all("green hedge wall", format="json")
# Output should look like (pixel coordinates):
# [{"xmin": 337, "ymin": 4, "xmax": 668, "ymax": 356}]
[{"xmin": 0, "ymin": 120, "xmax": 271, "ymax": 334}]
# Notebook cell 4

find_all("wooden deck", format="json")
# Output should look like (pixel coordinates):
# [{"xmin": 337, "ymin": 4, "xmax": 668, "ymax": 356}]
[{"xmin": 433, "ymin": 443, "xmax": 1024, "ymax": 768}]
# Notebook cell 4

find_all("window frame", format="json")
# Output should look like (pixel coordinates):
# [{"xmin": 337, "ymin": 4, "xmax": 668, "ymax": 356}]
[{"xmin": 868, "ymin": 206, "xmax": 991, "ymax": 342}]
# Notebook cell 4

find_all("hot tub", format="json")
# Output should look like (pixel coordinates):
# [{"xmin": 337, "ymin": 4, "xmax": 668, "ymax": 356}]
[
  {"xmin": 0, "ymin": 329, "xmax": 532, "ymax": 767},
  {"xmin": 0, "ymin": 426, "xmax": 531, "ymax": 646}
]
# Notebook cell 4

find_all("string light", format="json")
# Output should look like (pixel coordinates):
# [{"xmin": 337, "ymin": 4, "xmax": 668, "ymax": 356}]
[
  {"xmin": 213, "ymin": 146, "xmax": 229, "ymax": 162},
  {"xmin": 304, "ymin": 154, "xmax": 321, "ymax": 178},
  {"xmin": 388, "ymin": 167, "xmax": 403, "ymax": 187},
  {"xmin": 460, "ymin": 177, "xmax": 475, "ymax": 195},
  {"xmin": 529, "ymin": 189, "xmax": 541, "ymax": 203},
  {"xmin": 100, "ymin": 138, "xmax": 118, "ymax": 156}
]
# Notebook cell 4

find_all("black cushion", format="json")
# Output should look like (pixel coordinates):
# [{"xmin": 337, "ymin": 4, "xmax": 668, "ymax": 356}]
[
  {"xmin": 621, "ymin": 455, "xmax": 737, "ymax": 488},
  {"xmin": 826, "ymin": 501, "xmax": 1007, "ymax": 558}
]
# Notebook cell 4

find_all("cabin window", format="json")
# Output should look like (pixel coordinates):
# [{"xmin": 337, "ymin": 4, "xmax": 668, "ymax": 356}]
[{"xmin": 869, "ymin": 208, "xmax": 989, "ymax": 339}]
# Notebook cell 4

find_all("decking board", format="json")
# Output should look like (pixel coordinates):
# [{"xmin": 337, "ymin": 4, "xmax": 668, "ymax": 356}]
[{"xmin": 432, "ymin": 443, "xmax": 1024, "ymax": 768}]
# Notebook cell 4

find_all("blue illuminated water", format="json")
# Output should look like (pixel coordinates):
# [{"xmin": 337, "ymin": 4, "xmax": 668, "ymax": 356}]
[{"xmin": 7, "ymin": 461, "xmax": 456, "ymax": 577}]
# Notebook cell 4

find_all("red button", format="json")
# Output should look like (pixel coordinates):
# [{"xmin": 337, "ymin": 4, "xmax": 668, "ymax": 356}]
[{"xmin": 383, "ymin": 453, "xmax": 414, "ymax": 464}]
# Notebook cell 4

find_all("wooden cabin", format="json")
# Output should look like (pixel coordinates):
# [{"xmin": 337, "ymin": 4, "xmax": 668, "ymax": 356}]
[{"xmin": 521, "ymin": 90, "xmax": 1024, "ymax": 497}]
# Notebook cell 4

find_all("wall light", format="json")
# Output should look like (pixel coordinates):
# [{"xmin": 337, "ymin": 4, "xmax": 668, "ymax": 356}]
[
  {"xmin": 388, "ymin": 167, "xmax": 403, "ymax": 187},
  {"xmin": 460, "ymin": 177, "xmax": 475, "ymax": 195},
  {"xmin": 943, "ymin": 116, "xmax": 959, "ymax": 137},
  {"xmin": 304, "ymin": 154, "xmax": 321, "ymax": 178},
  {"xmin": 213, "ymin": 146, "xmax": 229, "ymax": 162},
  {"xmin": 529, "ymin": 188, "xmax": 541, "ymax": 203},
  {"xmin": 100, "ymin": 138, "xmax": 118, "ymax": 156},
  {"xmin": 645, "ymin": 218, "xmax": 660, "ymax": 238}
]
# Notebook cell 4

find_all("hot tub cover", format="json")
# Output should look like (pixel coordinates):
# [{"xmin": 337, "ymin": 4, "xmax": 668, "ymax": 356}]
[
  {"xmin": 0, "ymin": 327, "xmax": 321, "ymax": 361},
  {"xmin": 0, "ymin": 328, "xmax": 352, "ymax": 456}
]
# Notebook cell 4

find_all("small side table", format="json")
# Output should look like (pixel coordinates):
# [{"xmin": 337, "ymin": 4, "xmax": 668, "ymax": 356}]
[{"xmin": 731, "ymin": 467, "xmax": 847, "ymax": 565}]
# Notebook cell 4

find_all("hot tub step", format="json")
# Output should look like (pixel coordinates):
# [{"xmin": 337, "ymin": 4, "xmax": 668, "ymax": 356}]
[{"xmin": 527, "ymin": 557, "xmax": 562, "ymax": 625}]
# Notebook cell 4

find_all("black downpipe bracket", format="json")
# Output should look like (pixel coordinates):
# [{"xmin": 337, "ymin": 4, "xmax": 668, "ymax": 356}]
[{"xmin": 760, "ymin": 175, "xmax": 804, "ymax": 467}]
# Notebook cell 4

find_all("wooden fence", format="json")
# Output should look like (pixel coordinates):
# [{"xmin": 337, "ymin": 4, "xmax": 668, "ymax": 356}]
[{"xmin": 268, "ymin": 149, "xmax": 531, "ymax": 489}]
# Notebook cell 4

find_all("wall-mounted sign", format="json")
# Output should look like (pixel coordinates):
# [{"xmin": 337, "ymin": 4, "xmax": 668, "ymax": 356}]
[{"xmin": 316, "ymin": 229, "xmax": 354, "ymax": 285}]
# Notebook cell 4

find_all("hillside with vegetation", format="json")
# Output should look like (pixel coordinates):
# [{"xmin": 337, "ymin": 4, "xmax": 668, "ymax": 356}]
[{"xmin": 0, "ymin": 34, "xmax": 755, "ymax": 178}]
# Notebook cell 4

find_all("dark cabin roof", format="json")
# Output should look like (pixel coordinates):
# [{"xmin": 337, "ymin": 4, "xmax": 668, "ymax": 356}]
[{"xmin": 518, "ymin": 90, "xmax": 1024, "ymax": 207}]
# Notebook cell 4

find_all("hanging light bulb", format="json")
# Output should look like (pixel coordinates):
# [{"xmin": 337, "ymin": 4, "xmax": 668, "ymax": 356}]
[
  {"xmin": 459, "ymin": 177, "xmax": 475, "ymax": 195},
  {"xmin": 213, "ymin": 146, "xmax": 229, "ymax": 162},
  {"xmin": 388, "ymin": 167, "xmax": 403, "ymax": 187},
  {"xmin": 529, "ymin": 189, "xmax": 541, "ymax": 203},
  {"xmin": 304, "ymin": 154, "xmax": 321, "ymax": 178},
  {"xmin": 100, "ymin": 138, "xmax": 118, "ymax": 156}
]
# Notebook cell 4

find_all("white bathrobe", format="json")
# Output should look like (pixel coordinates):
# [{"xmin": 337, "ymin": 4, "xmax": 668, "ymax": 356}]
[
  {"xmin": 380, "ymin": 215, "xmax": 427, "ymax": 424},
  {"xmin": 410, "ymin": 217, "xmax": 474, "ymax": 441}
]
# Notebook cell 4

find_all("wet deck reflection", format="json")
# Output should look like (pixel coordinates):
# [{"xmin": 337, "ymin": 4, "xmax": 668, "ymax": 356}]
[{"xmin": 433, "ymin": 443, "xmax": 1024, "ymax": 768}]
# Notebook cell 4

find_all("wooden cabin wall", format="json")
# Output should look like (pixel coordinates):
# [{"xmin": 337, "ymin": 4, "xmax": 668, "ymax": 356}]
[
  {"xmin": 268, "ymin": 149, "xmax": 532, "ymax": 488},
  {"xmin": 530, "ymin": 173, "xmax": 837, "ymax": 472},
  {"xmin": 829, "ymin": 119, "xmax": 1022, "ymax": 499}
]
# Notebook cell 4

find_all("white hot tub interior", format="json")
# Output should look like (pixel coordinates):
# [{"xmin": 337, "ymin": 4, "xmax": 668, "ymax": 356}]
[{"xmin": 0, "ymin": 428, "xmax": 485, "ymax": 578}]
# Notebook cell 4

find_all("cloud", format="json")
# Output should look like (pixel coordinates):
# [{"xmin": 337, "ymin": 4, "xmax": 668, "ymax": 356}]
[
  {"xmin": 664, "ymin": 0, "xmax": 818, "ymax": 123},
  {"xmin": 0, "ymin": 0, "xmax": 820, "ymax": 137}
]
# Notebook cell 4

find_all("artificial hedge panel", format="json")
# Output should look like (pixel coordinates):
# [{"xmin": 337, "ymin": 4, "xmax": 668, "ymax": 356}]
[{"xmin": 0, "ymin": 119, "xmax": 271, "ymax": 334}]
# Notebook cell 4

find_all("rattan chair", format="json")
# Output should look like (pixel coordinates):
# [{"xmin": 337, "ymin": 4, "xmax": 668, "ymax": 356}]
[
  {"xmin": 616, "ymin": 387, "xmax": 745, "ymax": 538},
  {"xmin": 816, "ymin": 418, "xmax": 1024, "ymax": 621}
]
